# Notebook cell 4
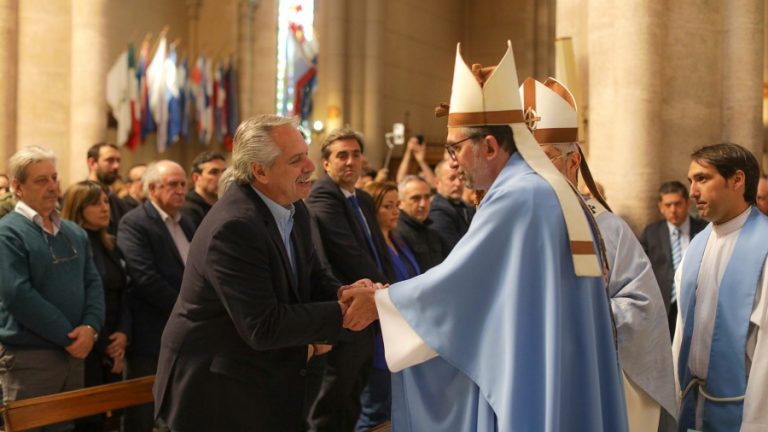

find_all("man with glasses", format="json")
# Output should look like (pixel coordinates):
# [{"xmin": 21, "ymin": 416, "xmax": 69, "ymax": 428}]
[
  {"xmin": 341, "ymin": 42, "xmax": 626, "ymax": 430},
  {"xmin": 0, "ymin": 146, "xmax": 105, "ymax": 431},
  {"xmin": 117, "ymin": 160, "xmax": 194, "ymax": 432}
]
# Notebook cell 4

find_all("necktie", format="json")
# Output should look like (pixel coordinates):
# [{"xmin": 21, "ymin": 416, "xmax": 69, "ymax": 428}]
[
  {"xmin": 348, "ymin": 195, "xmax": 384, "ymax": 273},
  {"xmin": 671, "ymin": 227, "xmax": 682, "ymax": 304}
]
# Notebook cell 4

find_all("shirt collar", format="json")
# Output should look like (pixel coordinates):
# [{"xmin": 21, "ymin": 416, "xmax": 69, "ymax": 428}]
[
  {"xmin": 150, "ymin": 200, "xmax": 181, "ymax": 223},
  {"xmin": 15, "ymin": 199, "xmax": 61, "ymax": 235},
  {"xmin": 712, "ymin": 206, "xmax": 751, "ymax": 237},
  {"xmin": 667, "ymin": 217, "xmax": 691, "ymax": 237},
  {"xmin": 252, "ymin": 187, "xmax": 295, "ymax": 227},
  {"xmin": 340, "ymin": 187, "xmax": 356, "ymax": 199}
]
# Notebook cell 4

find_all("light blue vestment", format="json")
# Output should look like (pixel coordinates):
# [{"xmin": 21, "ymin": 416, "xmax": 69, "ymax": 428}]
[
  {"xmin": 388, "ymin": 153, "xmax": 628, "ymax": 431},
  {"xmin": 590, "ymin": 202, "xmax": 677, "ymax": 417},
  {"xmin": 678, "ymin": 207, "xmax": 768, "ymax": 431}
]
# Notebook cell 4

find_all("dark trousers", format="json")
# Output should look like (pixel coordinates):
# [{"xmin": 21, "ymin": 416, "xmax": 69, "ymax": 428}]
[
  {"xmin": 307, "ymin": 330, "xmax": 374, "ymax": 432},
  {"xmin": 668, "ymin": 301, "xmax": 678, "ymax": 338},
  {"xmin": 355, "ymin": 367, "xmax": 391, "ymax": 432},
  {"xmin": 124, "ymin": 353, "xmax": 158, "ymax": 432}
]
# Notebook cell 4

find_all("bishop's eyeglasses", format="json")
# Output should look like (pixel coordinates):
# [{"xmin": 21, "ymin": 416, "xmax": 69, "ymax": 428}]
[{"xmin": 444, "ymin": 135, "xmax": 481, "ymax": 161}]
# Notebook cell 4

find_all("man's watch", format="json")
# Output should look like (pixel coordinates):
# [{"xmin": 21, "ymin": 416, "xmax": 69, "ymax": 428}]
[{"xmin": 84, "ymin": 325, "xmax": 98, "ymax": 342}]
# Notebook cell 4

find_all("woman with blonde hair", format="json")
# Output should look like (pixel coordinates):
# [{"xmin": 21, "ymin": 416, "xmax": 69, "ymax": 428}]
[{"xmin": 62, "ymin": 180, "xmax": 130, "ymax": 431}]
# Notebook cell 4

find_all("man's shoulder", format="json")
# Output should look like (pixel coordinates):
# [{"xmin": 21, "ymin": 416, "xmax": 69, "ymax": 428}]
[
  {"xmin": 641, "ymin": 219, "xmax": 666, "ymax": 234},
  {"xmin": 689, "ymin": 216, "xmax": 708, "ymax": 233}
]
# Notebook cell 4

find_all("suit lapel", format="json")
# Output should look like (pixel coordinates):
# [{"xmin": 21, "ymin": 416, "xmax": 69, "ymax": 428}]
[
  {"xmin": 248, "ymin": 186, "xmax": 301, "ymax": 301},
  {"xmin": 144, "ymin": 201, "xmax": 185, "ymax": 267}
]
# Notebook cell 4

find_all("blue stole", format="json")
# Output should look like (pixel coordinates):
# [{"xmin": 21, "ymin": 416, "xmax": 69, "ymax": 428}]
[{"xmin": 677, "ymin": 208, "xmax": 768, "ymax": 431}]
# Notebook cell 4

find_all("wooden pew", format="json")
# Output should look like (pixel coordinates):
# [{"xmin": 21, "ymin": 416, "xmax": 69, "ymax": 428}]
[{"xmin": 0, "ymin": 376, "xmax": 154, "ymax": 432}]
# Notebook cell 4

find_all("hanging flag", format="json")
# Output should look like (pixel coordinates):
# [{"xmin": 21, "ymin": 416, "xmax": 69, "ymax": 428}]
[
  {"xmin": 127, "ymin": 44, "xmax": 141, "ymax": 150},
  {"xmin": 139, "ymin": 40, "xmax": 155, "ymax": 141},
  {"xmin": 106, "ymin": 49, "xmax": 131, "ymax": 147},
  {"xmin": 204, "ymin": 58, "xmax": 214, "ymax": 145},
  {"xmin": 224, "ymin": 64, "xmax": 239, "ymax": 151},
  {"xmin": 147, "ymin": 36, "xmax": 168, "ymax": 151},
  {"xmin": 166, "ymin": 45, "xmax": 181, "ymax": 148},
  {"xmin": 190, "ymin": 56, "xmax": 205, "ymax": 143},
  {"xmin": 179, "ymin": 56, "xmax": 191, "ymax": 141}
]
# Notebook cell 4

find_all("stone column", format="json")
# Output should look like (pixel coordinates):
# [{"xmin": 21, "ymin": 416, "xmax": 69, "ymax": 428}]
[
  {"xmin": 720, "ymin": 0, "xmax": 763, "ymax": 157},
  {"xmin": 187, "ymin": 0, "xmax": 203, "ymax": 61},
  {"xmin": 588, "ymin": 0, "xmax": 664, "ymax": 231},
  {"xmin": 17, "ymin": 0, "xmax": 71, "ymax": 181},
  {"xmin": 0, "ymin": 0, "xmax": 18, "ymax": 173},
  {"xmin": 69, "ymin": 0, "xmax": 108, "ymax": 185},
  {"xmin": 237, "ymin": 0, "xmax": 257, "ymax": 121},
  {"xmin": 362, "ymin": 0, "xmax": 384, "ymax": 167}
]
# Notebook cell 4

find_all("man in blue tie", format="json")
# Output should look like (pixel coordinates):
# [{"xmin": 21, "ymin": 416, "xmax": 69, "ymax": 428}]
[
  {"xmin": 640, "ymin": 181, "xmax": 707, "ymax": 336},
  {"xmin": 673, "ymin": 143, "xmax": 768, "ymax": 431},
  {"xmin": 305, "ymin": 128, "xmax": 394, "ymax": 431}
]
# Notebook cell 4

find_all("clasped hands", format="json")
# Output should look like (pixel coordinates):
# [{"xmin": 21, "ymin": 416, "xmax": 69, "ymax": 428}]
[{"xmin": 337, "ymin": 279, "xmax": 385, "ymax": 331}]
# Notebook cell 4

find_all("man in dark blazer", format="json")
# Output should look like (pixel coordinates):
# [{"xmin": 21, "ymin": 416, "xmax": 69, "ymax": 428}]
[
  {"xmin": 86, "ymin": 143, "xmax": 130, "ymax": 235},
  {"xmin": 117, "ymin": 160, "xmax": 194, "ymax": 432},
  {"xmin": 396, "ymin": 175, "xmax": 446, "ymax": 272},
  {"xmin": 639, "ymin": 180, "xmax": 707, "ymax": 336},
  {"xmin": 306, "ymin": 128, "xmax": 395, "ymax": 432},
  {"xmin": 154, "ymin": 116, "xmax": 369, "ymax": 431},
  {"xmin": 429, "ymin": 160, "xmax": 474, "ymax": 252}
]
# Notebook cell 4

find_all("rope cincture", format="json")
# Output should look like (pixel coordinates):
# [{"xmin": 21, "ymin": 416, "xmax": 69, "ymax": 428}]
[{"xmin": 680, "ymin": 378, "xmax": 746, "ymax": 403}]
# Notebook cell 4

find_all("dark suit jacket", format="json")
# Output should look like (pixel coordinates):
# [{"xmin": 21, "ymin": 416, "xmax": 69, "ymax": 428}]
[
  {"xmin": 639, "ymin": 216, "xmax": 708, "ymax": 312},
  {"xmin": 180, "ymin": 189, "xmax": 212, "ymax": 232},
  {"xmin": 306, "ymin": 175, "xmax": 395, "ymax": 285},
  {"xmin": 154, "ymin": 183, "xmax": 342, "ymax": 432},
  {"xmin": 108, "ymin": 191, "xmax": 130, "ymax": 235},
  {"xmin": 395, "ymin": 211, "xmax": 446, "ymax": 272},
  {"xmin": 429, "ymin": 193, "xmax": 474, "ymax": 253},
  {"xmin": 117, "ymin": 201, "xmax": 194, "ymax": 355}
]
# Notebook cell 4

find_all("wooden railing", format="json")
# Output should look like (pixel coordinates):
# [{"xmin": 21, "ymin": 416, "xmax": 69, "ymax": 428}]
[{"xmin": 0, "ymin": 376, "xmax": 154, "ymax": 432}]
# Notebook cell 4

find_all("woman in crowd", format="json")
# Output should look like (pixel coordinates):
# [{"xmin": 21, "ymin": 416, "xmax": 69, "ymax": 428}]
[
  {"xmin": 62, "ymin": 181, "xmax": 130, "ymax": 431},
  {"xmin": 356, "ymin": 181, "xmax": 421, "ymax": 431}
]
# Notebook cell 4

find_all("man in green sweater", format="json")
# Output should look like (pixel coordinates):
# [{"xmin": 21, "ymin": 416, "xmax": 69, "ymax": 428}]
[{"xmin": 0, "ymin": 146, "xmax": 104, "ymax": 430}]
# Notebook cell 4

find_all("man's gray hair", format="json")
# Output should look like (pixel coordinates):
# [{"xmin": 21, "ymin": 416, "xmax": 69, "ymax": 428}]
[
  {"xmin": 435, "ymin": 160, "xmax": 452, "ymax": 179},
  {"xmin": 142, "ymin": 160, "xmax": 184, "ymax": 195},
  {"xmin": 398, "ymin": 175, "xmax": 429, "ymax": 200},
  {"xmin": 549, "ymin": 142, "xmax": 579, "ymax": 157},
  {"xmin": 8, "ymin": 146, "xmax": 56, "ymax": 189},
  {"xmin": 219, "ymin": 115, "xmax": 298, "ymax": 195}
]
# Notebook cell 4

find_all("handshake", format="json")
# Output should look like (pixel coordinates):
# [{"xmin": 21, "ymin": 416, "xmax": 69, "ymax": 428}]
[{"xmin": 337, "ymin": 279, "xmax": 386, "ymax": 331}]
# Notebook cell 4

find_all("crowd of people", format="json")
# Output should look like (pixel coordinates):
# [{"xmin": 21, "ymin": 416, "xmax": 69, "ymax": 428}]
[{"xmin": 0, "ymin": 41, "xmax": 767, "ymax": 432}]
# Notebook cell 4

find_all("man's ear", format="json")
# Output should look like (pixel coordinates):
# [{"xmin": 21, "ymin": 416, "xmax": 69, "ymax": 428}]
[
  {"xmin": 482, "ymin": 134, "xmax": 500, "ymax": 161},
  {"xmin": 321, "ymin": 158, "xmax": 330, "ymax": 172},
  {"xmin": 251, "ymin": 162, "xmax": 268, "ymax": 184},
  {"xmin": 11, "ymin": 178, "xmax": 21, "ymax": 197},
  {"xmin": 86, "ymin": 157, "xmax": 97, "ymax": 171},
  {"xmin": 191, "ymin": 172, "xmax": 201, "ymax": 184},
  {"xmin": 567, "ymin": 150, "xmax": 582, "ymax": 177},
  {"xmin": 730, "ymin": 170, "xmax": 746, "ymax": 193}
]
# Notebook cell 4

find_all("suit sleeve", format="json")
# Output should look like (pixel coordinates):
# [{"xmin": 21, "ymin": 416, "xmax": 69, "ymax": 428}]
[
  {"xmin": 207, "ymin": 218, "xmax": 343, "ymax": 349},
  {"xmin": 117, "ymin": 214, "xmax": 179, "ymax": 313},
  {"xmin": 306, "ymin": 187, "xmax": 387, "ymax": 284}
]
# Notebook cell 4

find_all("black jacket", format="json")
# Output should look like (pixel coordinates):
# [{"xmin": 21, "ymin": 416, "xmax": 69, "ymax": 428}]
[
  {"xmin": 117, "ymin": 201, "xmax": 194, "ymax": 355},
  {"xmin": 180, "ymin": 189, "xmax": 213, "ymax": 232},
  {"xmin": 428, "ymin": 193, "xmax": 474, "ymax": 252},
  {"xmin": 639, "ymin": 216, "xmax": 708, "ymax": 312},
  {"xmin": 154, "ymin": 183, "xmax": 341, "ymax": 432},
  {"xmin": 395, "ymin": 211, "xmax": 447, "ymax": 272}
]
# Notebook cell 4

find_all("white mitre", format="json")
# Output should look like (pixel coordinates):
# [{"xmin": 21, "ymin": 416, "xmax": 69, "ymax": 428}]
[{"xmin": 445, "ymin": 41, "xmax": 602, "ymax": 277}]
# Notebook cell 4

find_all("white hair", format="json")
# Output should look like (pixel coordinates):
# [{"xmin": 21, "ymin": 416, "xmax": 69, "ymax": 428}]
[
  {"xmin": 143, "ymin": 160, "xmax": 184, "ymax": 195},
  {"xmin": 218, "ymin": 115, "xmax": 297, "ymax": 195},
  {"xmin": 8, "ymin": 146, "xmax": 56, "ymax": 191}
]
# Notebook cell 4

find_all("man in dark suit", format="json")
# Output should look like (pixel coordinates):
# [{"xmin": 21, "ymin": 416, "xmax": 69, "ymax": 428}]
[
  {"xmin": 180, "ymin": 151, "xmax": 226, "ymax": 231},
  {"xmin": 429, "ymin": 160, "xmax": 474, "ymax": 252},
  {"xmin": 396, "ymin": 175, "xmax": 446, "ymax": 271},
  {"xmin": 306, "ymin": 128, "xmax": 394, "ymax": 432},
  {"xmin": 122, "ymin": 163, "xmax": 146, "ymax": 210},
  {"xmin": 154, "ymin": 116, "xmax": 370, "ymax": 431},
  {"xmin": 86, "ymin": 143, "xmax": 130, "ymax": 234},
  {"xmin": 117, "ymin": 160, "xmax": 194, "ymax": 432},
  {"xmin": 639, "ymin": 180, "xmax": 707, "ymax": 336}
]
